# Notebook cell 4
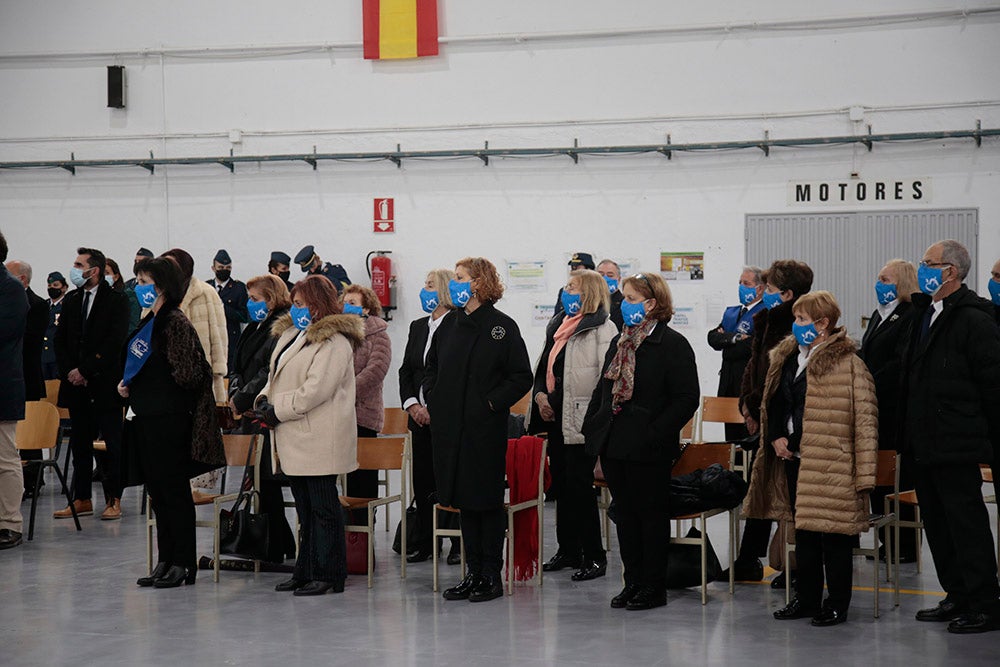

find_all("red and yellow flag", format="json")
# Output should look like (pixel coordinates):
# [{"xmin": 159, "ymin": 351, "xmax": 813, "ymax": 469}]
[{"xmin": 363, "ymin": 0, "xmax": 439, "ymax": 60}]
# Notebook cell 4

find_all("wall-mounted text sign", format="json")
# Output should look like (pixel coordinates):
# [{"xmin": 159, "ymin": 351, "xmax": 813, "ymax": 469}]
[{"xmin": 788, "ymin": 178, "xmax": 930, "ymax": 205}]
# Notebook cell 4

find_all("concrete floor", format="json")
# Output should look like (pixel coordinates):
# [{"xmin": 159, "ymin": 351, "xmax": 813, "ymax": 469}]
[{"xmin": 2, "ymin": 470, "xmax": 998, "ymax": 667}]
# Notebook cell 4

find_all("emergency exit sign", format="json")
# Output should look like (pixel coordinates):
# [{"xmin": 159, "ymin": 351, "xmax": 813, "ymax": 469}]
[{"xmin": 374, "ymin": 198, "xmax": 394, "ymax": 232}]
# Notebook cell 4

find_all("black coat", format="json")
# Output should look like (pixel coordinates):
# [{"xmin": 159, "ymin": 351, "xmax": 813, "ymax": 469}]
[
  {"xmin": 207, "ymin": 278, "xmax": 249, "ymax": 368},
  {"xmin": 583, "ymin": 323, "xmax": 700, "ymax": 462},
  {"xmin": 899, "ymin": 286, "xmax": 1000, "ymax": 465},
  {"xmin": 228, "ymin": 306, "xmax": 289, "ymax": 414},
  {"xmin": 23, "ymin": 287, "xmax": 48, "ymax": 401},
  {"xmin": 0, "ymin": 266, "xmax": 28, "ymax": 421},
  {"xmin": 398, "ymin": 315, "xmax": 433, "ymax": 432},
  {"xmin": 54, "ymin": 281, "xmax": 130, "ymax": 410},
  {"xmin": 424, "ymin": 304, "xmax": 532, "ymax": 510},
  {"xmin": 740, "ymin": 299, "xmax": 797, "ymax": 423},
  {"xmin": 41, "ymin": 296, "xmax": 64, "ymax": 366},
  {"xmin": 858, "ymin": 301, "xmax": 915, "ymax": 451}
]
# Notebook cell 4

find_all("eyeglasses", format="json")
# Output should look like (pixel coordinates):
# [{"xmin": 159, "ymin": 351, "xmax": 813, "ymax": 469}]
[{"xmin": 919, "ymin": 261, "xmax": 952, "ymax": 269}]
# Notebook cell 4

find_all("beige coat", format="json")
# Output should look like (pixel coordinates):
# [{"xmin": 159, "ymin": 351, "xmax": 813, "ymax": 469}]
[
  {"xmin": 180, "ymin": 279, "xmax": 229, "ymax": 402},
  {"xmin": 257, "ymin": 313, "xmax": 364, "ymax": 477},
  {"xmin": 743, "ymin": 329, "xmax": 878, "ymax": 535},
  {"xmin": 559, "ymin": 319, "xmax": 618, "ymax": 444}
]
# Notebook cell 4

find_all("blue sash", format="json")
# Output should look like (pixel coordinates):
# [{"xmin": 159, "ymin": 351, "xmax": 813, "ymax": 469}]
[
  {"xmin": 123, "ymin": 318, "xmax": 155, "ymax": 386},
  {"xmin": 720, "ymin": 304, "xmax": 760, "ymax": 336}
]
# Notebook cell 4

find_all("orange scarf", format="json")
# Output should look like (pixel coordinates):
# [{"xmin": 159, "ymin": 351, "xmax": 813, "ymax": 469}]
[
  {"xmin": 505, "ymin": 436, "xmax": 551, "ymax": 582},
  {"xmin": 546, "ymin": 314, "xmax": 582, "ymax": 392}
]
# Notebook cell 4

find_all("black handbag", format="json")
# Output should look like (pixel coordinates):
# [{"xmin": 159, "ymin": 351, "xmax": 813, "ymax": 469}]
[
  {"xmin": 665, "ymin": 527, "xmax": 723, "ymax": 589},
  {"xmin": 391, "ymin": 500, "xmax": 419, "ymax": 555},
  {"xmin": 219, "ymin": 489, "xmax": 271, "ymax": 561}
]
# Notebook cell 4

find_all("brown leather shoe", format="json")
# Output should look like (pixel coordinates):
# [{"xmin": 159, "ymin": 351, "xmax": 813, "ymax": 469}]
[
  {"xmin": 54, "ymin": 499, "xmax": 92, "ymax": 518},
  {"xmin": 101, "ymin": 499, "xmax": 122, "ymax": 520}
]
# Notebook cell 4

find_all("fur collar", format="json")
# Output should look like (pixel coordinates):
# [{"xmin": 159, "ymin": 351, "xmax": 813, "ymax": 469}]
[
  {"xmin": 271, "ymin": 312, "xmax": 365, "ymax": 347},
  {"xmin": 767, "ymin": 327, "xmax": 857, "ymax": 378}
]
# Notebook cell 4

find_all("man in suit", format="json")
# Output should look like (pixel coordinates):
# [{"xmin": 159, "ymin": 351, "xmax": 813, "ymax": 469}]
[
  {"xmin": 596, "ymin": 259, "xmax": 625, "ymax": 331},
  {"xmin": 294, "ymin": 245, "xmax": 351, "ymax": 294},
  {"xmin": 42, "ymin": 271, "xmax": 68, "ymax": 380},
  {"xmin": 900, "ymin": 240, "xmax": 1000, "ymax": 633},
  {"xmin": 54, "ymin": 247, "xmax": 130, "ymax": 521},
  {"xmin": 0, "ymin": 231, "xmax": 27, "ymax": 550},
  {"xmin": 268, "ymin": 250, "xmax": 295, "ymax": 293},
  {"xmin": 5, "ymin": 260, "xmax": 48, "ymax": 496},
  {"xmin": 206, "ymin": 249, "xmax": 248, "ymax": 371}
]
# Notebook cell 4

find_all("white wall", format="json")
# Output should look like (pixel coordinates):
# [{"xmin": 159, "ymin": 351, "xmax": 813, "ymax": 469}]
[{"xmin": 2, "ymin": 1, "xmax": 999, "ymax": 421}]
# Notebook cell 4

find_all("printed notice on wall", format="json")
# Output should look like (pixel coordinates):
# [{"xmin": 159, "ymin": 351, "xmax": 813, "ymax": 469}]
[
  {"xmin": 671, "ymin": 306, "xmax": 698, "ymax": 331},
  {"xmin": 660, "ymin": 252, "xmax": 704, "ymax": 281},
  {"xmin": 507, "ymin": 260, "xmax": 547, "ymax": 292},
  {"xmin": 532, "ymin": 303, "xmax": 555, "ymax": 326}
]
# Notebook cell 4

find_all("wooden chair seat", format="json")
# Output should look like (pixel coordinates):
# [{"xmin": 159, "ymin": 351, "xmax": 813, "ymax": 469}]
[
  {"xmin": 93, "ymin": 440, "xmax": 107, "ymax": 452},
  {"xmin": 340, "ymin": 495, "xmax": 378, "ymax": 510},
  {"xmin": 896, "ymin": 490, "xmax": 918, "ymax": 505}
]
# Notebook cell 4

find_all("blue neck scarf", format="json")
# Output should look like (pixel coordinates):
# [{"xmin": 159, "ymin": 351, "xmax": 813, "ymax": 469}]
[{"xmin": 123, "ymin": 317, "xmax": 155, "ymax": 386}]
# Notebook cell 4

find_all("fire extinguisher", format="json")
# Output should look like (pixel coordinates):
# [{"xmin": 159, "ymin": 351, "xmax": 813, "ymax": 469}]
[{"xmin": 366, "ymin": 250, "xmax": 396, "ymax": 320}]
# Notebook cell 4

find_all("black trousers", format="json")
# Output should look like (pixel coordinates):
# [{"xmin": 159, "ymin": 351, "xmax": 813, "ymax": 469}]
[
  {"xmin": 736, "ymin": 449, "xmax": 774, "ymax": 564},
  {"xmin": 549, "ymin": 429, "xmax": 604, "ymax": 562},
  {"xmin": 133, "ymin": 415, "xmax": 196, "ymax": 567},
  {"xmin": 795, "ymin": 529, "xmax": 855, "ymax": 612},
  {"xmin": 410, "ymin": 423, "xmax": 459, "ymax": 553},
  {"xmin": 287, "ymin": 474, "xmax": 347, "ymax": 584},
  {"xmin": 601, "ymin": 456, "xmax": 671, "ymax": 591},
  {"xmin": 69, "ymin": 403, "xmax": 122, "ymax": 503},
  {"xmin": 460, "ymin": 506, "xmax": 506, "ymax": 580},
  {"xmin": 914, "ymin": 462, "xmax": 1000, "ymax": 613},
  {"xmin": 345, "ymin": 425, "xmax": 379, "ymax": 519}
]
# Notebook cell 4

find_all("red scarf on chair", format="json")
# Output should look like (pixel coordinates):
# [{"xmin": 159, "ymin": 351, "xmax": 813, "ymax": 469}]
[{"xmin": 505, "ymin": 435, "xmax": 550, "ymax": 582}]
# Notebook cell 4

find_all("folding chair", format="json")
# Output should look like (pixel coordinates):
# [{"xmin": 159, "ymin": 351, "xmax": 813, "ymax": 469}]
[
  {"xmin": 40, "ymin": 379, "xmax": 69, "ymax": 493},
  {"xmin": 853, "ymin": 451, "xmax": 898, "ymax": 617},
  {"xmin": 510, "ymin": 392, "xmax": 532, "ymax": 417},
  {"xmin": 340, "ymin": 435, "xmax": 410, "ymax": 588},
  {"xmin": 146, "ymin": 434, "xmax": 260, "ymax": 582},
  {"xmin": 17, "ymin": 401, "xmax": 81, "ymax": 540},
  {"xmin": 669, "ymin": 442, "xmax": 737, "ymax": 605},
  {"xmin": 432, "ymin": 504, "xmax": 465, "ymax": 592},
  {"xmin": 378, "ymin": 407, "xmax": 412, "ymax": 528},
  {"xmin": 697, "ymin": 396, "xmax": 748, "ymax": 480}
]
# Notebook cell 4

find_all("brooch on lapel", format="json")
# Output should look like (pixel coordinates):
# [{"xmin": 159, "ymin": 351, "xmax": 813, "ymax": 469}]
[
  {"xmin": 491, "ymin": 326, "xmax": 506, "ymax": 340},
  {"xmin": 889, "ymin": 314, "xmax": 899, "ymax": 323}
]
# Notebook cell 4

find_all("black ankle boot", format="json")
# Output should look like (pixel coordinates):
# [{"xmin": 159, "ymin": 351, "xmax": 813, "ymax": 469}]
[
  {"xmin": 152, "ymin": 565, "xmax": 196, "ymax": 588},
  {"xmin": 137, "ymin": 562, "xmax": 171, "ymax": 587}
]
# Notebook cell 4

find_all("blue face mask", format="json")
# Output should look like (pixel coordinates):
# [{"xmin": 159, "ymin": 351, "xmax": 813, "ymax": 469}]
[
  {"xmin": 247, "ymin": 298, "xmax": 269, "ymax": 322},
  {"xmin": 604, "ymin": 276, "xmax": 619, "ymax": 294},
  {"xmin": 989, "ymin": 279, "xmax": 1000, "ymax": 306},
  {"xmin": 69, "ymin": 266, "xmax": 88, "ymax": 288},
  {"xmin": 134, "ymin": 283, "xmax": 158, "ymax": 308},
  {"xmin": 343, "ymin": 303, "xmax": 364, "ymax": 316},
  {"xmin": 918, "ymin": 263, "xmax": 946, "ymax": 296},
  {"xmin": 793, "ymin": 322, "xmax": 819, "ymax": 346},
  {"xmin": 560, "ymin": 291, "xmax": 582, "ymax": 316},
  {"xmin": 620, "ymin": 299, "xmax": 647, "ymax": 326},
  {"xmin": 875, "ymin": 282, "xmax": 898, "ymax": 306},
  {"xmin": 762, "ymin": 290, "xmax": 784, "ymax": 310},
  {"xmin": 419, "ymin": 288, "xmax": 439, "ymax": 313},
  {"xmin": 738, "ymin": 284, "xmax": 757, "ymax": 306},
  {"xmin": 290, "ymin": 305, "xmax": 312, "ymax": 330},
  {"xmin": 105, "ymin": 275, "xmax": 115, "ymax": 287},
  {"xmin": 449, "ymin": 280, "xmax": 472, "ymax": 308}
]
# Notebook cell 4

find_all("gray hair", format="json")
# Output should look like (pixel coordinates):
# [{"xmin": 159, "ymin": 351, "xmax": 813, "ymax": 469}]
[
  {"xmin": 5, "ymin": 259, "xmax": 31, "ymax": 283},
  {"xmin": 938, "ymin": 239, "xmax": 971, "ymax": 280},
  {"xmin": 596, "ymin": 259, "xmax": 621, "ymax": 277},
  {"xmin": 742, "ymin": 265, "xmax": 763, "ymax": 285}
]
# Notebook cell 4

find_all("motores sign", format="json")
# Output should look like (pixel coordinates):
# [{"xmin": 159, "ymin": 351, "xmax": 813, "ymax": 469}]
[{"xmin": 788, "ymin": 178, "xmax": 930, "ymax": 205}]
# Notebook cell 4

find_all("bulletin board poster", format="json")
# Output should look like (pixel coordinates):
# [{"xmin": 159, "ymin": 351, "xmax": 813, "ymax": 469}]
[
  {"xmin": 660, "ymin": 252, "xmax": 704, "ymax": 281},
  {"xmin": 507, "ymin": 260, "xmax": 547, "ymax": 292}
]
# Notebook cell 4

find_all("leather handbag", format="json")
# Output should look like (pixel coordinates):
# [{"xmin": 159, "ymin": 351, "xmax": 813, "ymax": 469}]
[
  {"xmin": 219, "ymin": 489, "xmax": 271, "ymax": 561},
  {"xmin": 391, "ymin": 500, "xmax": 419, "ymax": 555}
]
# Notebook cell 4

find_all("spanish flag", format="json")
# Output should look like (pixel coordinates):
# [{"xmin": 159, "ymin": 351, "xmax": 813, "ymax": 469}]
[{"xmin": 363, "ymin": 0, "xmax": 439, "ymax": 60}]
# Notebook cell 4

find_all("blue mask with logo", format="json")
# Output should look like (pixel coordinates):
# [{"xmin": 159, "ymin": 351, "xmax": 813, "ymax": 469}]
[
  {"xmin": 560, "ymin": 291, "xmax": 582, "ymax": 316},
  {"xmin": 290, "ymin": 305, "xmax": 312, "ymax": 330},
  {"xmin": 989, "ymin": 279, "xmax": 1000, "ymax": 306},
  {"xmin": 918, "ymin": 263, "xmax": 945, "ymax": 296},
  {"xmin": 343, "ymin": 303, "xmax": 364, "ymax": 316},
  {"xmin": 419, "ymin": 288, "xmax": 439, "ymax": 313},
  {"xmin": 247, "ymin": 298, "xmax": 269, "ymax": 322},
  {"xmin": 620, "ymin": 299, "xmax": 646, "ymax": 326},
  {"xmin": 762, "ymin": 290, "xmax": 784, "ymax": 310},
  {"xmin": 738, "ymin": 284, "xmax": 757, "ymax": 306},
  {"xmin": 793, "ymin": 322, "xmax": 819, "ymax": 346},
  {"xmin": 134, "ymin": 283, "xmax": 158, "ymax": 308},
  {"xmin": 449, "ymin": 280, "xmax": 471, "ymax": 308},
  {"xmin": 875, "ymin": 282, "xmax": 898, "ymax": 306},
  {"xmin": 604, "ymin": 276, "xmax": 618, "ymax": 293}
]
